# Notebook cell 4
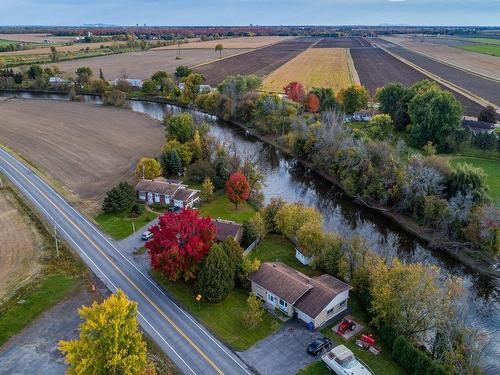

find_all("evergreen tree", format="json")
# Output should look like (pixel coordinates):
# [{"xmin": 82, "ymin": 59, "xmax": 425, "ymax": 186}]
[
  {"xmin": 160, "ymin": 149, "xmax": 182, "ymax": 177},
  {"xmin": 195, "ymin": 244, "xmax": 235, "ymax": 303},
  {"xmin": 102, "ymin": 182, "xmax": 136, "ymax": 213}
]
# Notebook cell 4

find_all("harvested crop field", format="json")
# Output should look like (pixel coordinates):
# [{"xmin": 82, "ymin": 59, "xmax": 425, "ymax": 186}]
[
  {"xmin": 0, "ymin": 188, "xmax": 43, "ymax": 303},
  {"xmin": 195, "ymin": 38, "xmax": 318, "ymax": 85},
  {"xmin": 262, "ymin": 48, "xmax": 354, "ymax": 92},
  {"xmin": 383, "ymin": 45, "xmax": 500, "ymax": 106},
  {"xmin": 351, "ymin": 47, "xmax": 486, "ymax": 117},
  {"xmin": 0, "ymin": 41, "xmax": 125, "ymax": 56},
  {"xmin": 0, "ymin": 99, "xmax": 164, "ymax": 211},
  {"xmin": 313, "ymin": 37, "xmax": 372, "ymax": 48},
  {"xmin": 154, "ymin": 36, "xmax": 293, "ymax": 50},
  {"xmin": 51, "ymin": 48, "xmax": 249, "ymax": 80},
  {"xmin": 380, "ymin": 35, "xmax": 500, "ymax": 81},
  {"xmin": 0, "ymin": 33, "xmax": 75, "ymax": 43}
]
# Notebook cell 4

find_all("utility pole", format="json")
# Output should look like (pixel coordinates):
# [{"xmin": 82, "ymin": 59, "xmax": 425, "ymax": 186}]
[
  {"xmin": 132, "ymin": 221, "xmax": 136, "ymax": 234},
  {"xmin": 142, "ymin": 164, "xmax": 145, "ymax": 179},
  {"xmin": 54, "ymin": 221, "xmax": 59, "ymax": 258}
]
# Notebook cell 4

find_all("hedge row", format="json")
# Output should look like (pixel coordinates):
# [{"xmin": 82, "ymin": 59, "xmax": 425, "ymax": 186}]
[{"xmin": 392, "ymin": 336, "xmax": 449, "ymax": 375}]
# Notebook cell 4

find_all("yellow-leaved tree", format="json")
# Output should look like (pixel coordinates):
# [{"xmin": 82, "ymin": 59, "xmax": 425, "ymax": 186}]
[
  {"xmin": 135, "ymin": 157, "xmax": 161, "ymax": 179},
  {"xmin": 59, "ymin": 289, "xmax": 149, "ymax": 375}
]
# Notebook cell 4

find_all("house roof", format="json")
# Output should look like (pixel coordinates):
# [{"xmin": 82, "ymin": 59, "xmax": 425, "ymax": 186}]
[
  {"xmin": 172, "ymin": 188, "xmax": 198, "ymax": 202},
  {"xmin": 462, "ymin": 119, "xmax": 495, "ymax": 130},
  {"xmin": 212, "ymin": 219, "xmax": 242, "ymax": 241},
  {"xmin": 136, "ymin": 179, "xmax": 180, "ymax": 196},
  {"xmin": 249, "ymin": 262, "xmax": 351, "ymax": 318},
  {"xmin": 294, "ymin": 274, "xmax": 351, "ymax": 318},
  {"xmin": 249, "ymin": 262, "xmax": 312, "ymax": 305}
]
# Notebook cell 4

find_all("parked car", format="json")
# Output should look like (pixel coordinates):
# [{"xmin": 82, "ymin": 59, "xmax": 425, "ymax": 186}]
[
  {"xmin": 141, "ymin": 230, "xmax": 153, "ymax": 241},
  {"xmin": 307, "ymin": 337, "xmax": 332, "ymax": 355},
  {"xmin": 322, "ymin": 345, "xmax": 374, "ymax": 375},
  {"xmin": 168, "ymin": 206, "xmax": 182, "ymax": 213}
]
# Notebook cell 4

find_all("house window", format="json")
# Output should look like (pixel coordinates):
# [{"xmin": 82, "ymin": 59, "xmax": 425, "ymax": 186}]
[
  {"xmin": 327, "ymin": 307, "xmax": 335, "ymax": 315},
  {"xmin": 278, "ymin": 299, "xmax": 288, "ymax": 311},
  {"xmin": 138, "ymin": 191, "xmax": 146, "ymax": 200},
  {"xmin": 267, "ymin": 293, "xmax": 274, "ymax": 304},
  {"xmin": 165, "ymin": 195, "xmax": 171, "ymax": 205},
  {"xmin": 154, "ymin": 193, "xmax": 160, "ymax": 203}
]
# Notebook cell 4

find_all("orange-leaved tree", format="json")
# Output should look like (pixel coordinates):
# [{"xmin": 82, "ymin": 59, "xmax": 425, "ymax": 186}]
[
  {"xmin": 307, "ymin": 92, "xmax": 320, "ymax": 113},
  {"xmin": 225, "ymin": 172, "xmax": 250, "ymax": 209}
]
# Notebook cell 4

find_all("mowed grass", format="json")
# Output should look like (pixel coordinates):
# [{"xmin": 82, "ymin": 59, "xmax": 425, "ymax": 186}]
[
  {"xmin": 0, "ymin": 273, "xmax": 81, "ymax": 346},
  {"xmin": 248, "ymin": 234, "xmax": 322, "ymax": 277},
  {"xmin": 94, "ymin": 209, "xmax": 158, "ymax": 240},
  {"xmin": 0, "ymin": 39, "xmax": 17, "ymax": 47},
  {"xmin": 466, "ymin": 37, "xmax": 500, "ymax": 45},
  {"xmin": 197, "ymin": 192, "xmax": 256, "ymax": 222},
  {"xmin": 455, "ymin": 44, "xmax": 500, "ymax": 57},
  {"xmin": 262, "ymin": 47, "xmax": 354, "ymax": 93},
  {"xmin": 297, "ymin": 361, "xmax": 331, "ymax": 375},
  {"xmin": 152, "ymin": 272, "xmax": 281, "ymax": 351},
  {"xmin": 450, "ymin": 157, "xmax": 500, "ymax": 203}
]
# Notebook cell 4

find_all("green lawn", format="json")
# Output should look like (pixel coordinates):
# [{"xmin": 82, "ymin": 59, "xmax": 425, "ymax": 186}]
[
  {"xmin": 152, "ymin": 272, "xmax": 281, "ymax": 351},
  {"xmin": 94, "ymin": 208, "xmax": 158, "ymax": 240},
  {"xmin": 466, "ymin": 37, "xmax": 500, "ymax": 45},
  {"xmin": 197, "ymin": 192, "xmax": 256, "ymax": 223},
  {"xmin": 0, "ymin": 39, "xmax": 17, "ymax": 47},
  {"xmin": 450, "ymin": 156, "xmax": 500, "ymax": 203},
  {"xmin": 248, "ymin": 234, "xmax": 322, "ymax": 277},
  {"xmin": 455, "ymin": 44, "xmax": 500, "ymax": 57},
  {"xmin": 0, "ymin": 272, "xmax": 81, "ymax": 346},
  {"xmin": 296, "ymin": 361, "xmax": 331, "ymax": 375}
]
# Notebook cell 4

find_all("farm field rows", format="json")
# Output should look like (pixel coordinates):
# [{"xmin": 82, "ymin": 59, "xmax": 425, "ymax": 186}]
[
  {"xmin": 262, "ymin": 47, "xmax": 354, "ymax": 92},
  {"xmin": 351, "ymin": 47, "xmax": 487, "ymax": 117},
  {"xmin": 313, "ymin": 36, "xmax": 372, "ymax": 48},
  {"xmin": 380, "ymin": 35, "xmax": 500, "ymax": 81},
  {"xmin": 0, "ymin": 99, "xmax": 165, "ymax": 212},
  {"xmin": 195, "ymin": 38, "xmax": 318, "ymax": 85},
  {"xmin": 49, "ymin": 48, "xmax": 249, "ymax": 80},
  {"xmin": 0, "ymin": 33, "xmax": 75, "ymax": 43},
  {"xmin": 455, "ymin": 44, "xmax": 500, "ymax": 57},
  {"xmin": 0, "ymin": 188, "xmax": 42, "ymax": 302},
  {"xmin": 384, "ymin": 44, "xmax": 500, "ymax": 106},
  {"xmin": 154, "ymin": 35, "xmax": 293, "ymax": 50},
  {"xmin": 0, "ymin": 41, "xmax": 125, "ymax": 56}
]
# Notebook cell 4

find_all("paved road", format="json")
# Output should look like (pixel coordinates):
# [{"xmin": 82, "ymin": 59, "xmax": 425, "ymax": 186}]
[{"xmin": 0, "ymin": 147, "xmax": 252, "ymax": 375}]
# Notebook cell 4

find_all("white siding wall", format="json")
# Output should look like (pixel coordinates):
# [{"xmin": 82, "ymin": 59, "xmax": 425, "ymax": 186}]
[
  {"xmin": 296, "ymin": 309, "xmax": 313, "ymax": 324},
  {"xmin": 295, "ymin": 249, "xmax": 312, "ymax": 265}
]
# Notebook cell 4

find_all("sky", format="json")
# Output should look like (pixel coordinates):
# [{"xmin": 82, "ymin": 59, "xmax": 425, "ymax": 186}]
[{"xmin": 0, "ymin": 0, "xmax": 499, "ymax": 26}]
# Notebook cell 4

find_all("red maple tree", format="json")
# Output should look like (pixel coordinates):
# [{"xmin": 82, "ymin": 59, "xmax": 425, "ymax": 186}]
[
  {"xmin": 225, "ymin": 172, "xmax": 250, "ymax": 209},
  {"xmin": 283, "ymin": 81, "xmax": 305, "ymax": 103},
  {"xmin": 146, "ymin": 208, "xmax": 216, "ymax": 281},
  {"xmin": 307, "ymin": 93, "xmax": 320, "ymax": 113}
]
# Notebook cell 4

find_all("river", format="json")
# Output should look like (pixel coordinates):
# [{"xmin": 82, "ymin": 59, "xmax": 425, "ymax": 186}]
[{"xmin": 1, "ymin": 90, "xmax": 498, "ymax": 373}]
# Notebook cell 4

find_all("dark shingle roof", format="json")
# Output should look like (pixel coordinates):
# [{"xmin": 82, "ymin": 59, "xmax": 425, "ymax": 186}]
[
  {"xmin": 136, "ymin": 179, "xmax": 180, "ymax": 196},
  {"xmin": 249, "ymin": 262, "xmax": 351, "ymax": 318},
  {"xmin": 249, "ymin": 262, "xmax": 312, "ymax": 304},
  {"xmin": 212, "ymin": 219, "xmax": 242, "ymax": 241},
  {"xmin": 462, "ymin": 119, "xmax": 495, "ymax": 130},
  {"xmin": 294, "ymin": 275, "xmax": 351, "ymax": 318},
  {"xmin": 172, "ymin": 188, "xmax": 197, "ymax": 202}
]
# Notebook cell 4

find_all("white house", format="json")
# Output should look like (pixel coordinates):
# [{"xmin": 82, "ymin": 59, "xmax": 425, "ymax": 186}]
[
  {"xmin": 49, "ymin": 76, "xmax": 71, "ymax": 85},
  {"xmin": 249, "ymin": 262, "xmax": 351, "ymax": 329},
  {"xmin": 135, "ymin": 177, "xmax": 199, "ymax": 208}
]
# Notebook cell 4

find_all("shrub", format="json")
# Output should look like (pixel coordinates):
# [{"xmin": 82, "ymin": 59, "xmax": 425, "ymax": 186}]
[
  {"xmin": 103, "ymin": 89, "xmax": 127, "ymax": 107},
  {"xmin": 186, "ymin": 159, "xmax": 216, "ymax": 183},
  {"xmin": 129, "ymin": 203, "xmax": 145, "ymax": 218},
  {"xmin": 243, "ymin": 293, "xmax": 264, "ymax": 328},
  {"xmin": 392, "ymin": 336, "xmax": 449, "ymax": 375},
  {"xmin": 478, "ymin": 105, "xmax": 496, "ymax": 124}
]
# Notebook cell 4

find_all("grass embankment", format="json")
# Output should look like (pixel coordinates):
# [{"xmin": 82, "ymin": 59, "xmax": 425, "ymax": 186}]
[
  {"xmin": 455, "ymin": 44, "xmax": 500, "ymax": 57},
  {"xmin": 450, "ymin": 156, "xmax": 500, "ymax": 203},
  {"xmin": 248, "ymin": 234, "xmax": 322, "ymax": 277},
  {"xmin": 197, "ymin": 192, "xmax": 256, "ymax": 222},
  {"xmin": 0, "ymin": 182, "xmax": 84, "ymax": 346},
  {"xmin": 94, "ymin": 208, "xmax": 158, "ymax": 240},
  {"xmin": 152, "ymin": 272, "xmax": 281, "ymax": 351},
  {"xmin": 262, "ymin": 47, "xmax": 353, "ymax": 93}
]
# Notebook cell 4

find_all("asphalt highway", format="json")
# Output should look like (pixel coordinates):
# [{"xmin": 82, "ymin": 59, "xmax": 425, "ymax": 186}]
[{"xmin": 0, "ymin": 147, "xmax": 253, "ymax": 375}]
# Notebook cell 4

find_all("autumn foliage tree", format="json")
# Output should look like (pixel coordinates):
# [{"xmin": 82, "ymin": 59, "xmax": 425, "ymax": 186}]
[
  {"xmin": 225, "ymin": 172, "xmax": 250, "ymax": 209},
  {"xmin": 146, "ymin": 208, "xmax": 216, "ymax": 281},
  {"xmin": 59, "ymin": 290, "xmax": 149, "ymax": 375},
  {"xmin": 283, "ymin": 81, "xmax": 305, "ymax": 103},
  {"xmin": 307, "ymin": 92, "xmax": 320, "ymax": 113}
]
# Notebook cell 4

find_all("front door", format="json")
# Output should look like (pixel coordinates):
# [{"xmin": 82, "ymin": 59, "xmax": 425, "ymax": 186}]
[
  {"xmin": 147, "ymin": 192, "xmax": 153, "ymax": 205},
  {"xmin": 267, "ymin": 293, "xmax": 275, "ymax": 307}
]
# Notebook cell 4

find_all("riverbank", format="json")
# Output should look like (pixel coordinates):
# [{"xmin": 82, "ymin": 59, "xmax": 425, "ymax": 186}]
[{"xmin": 1, "ymin": 88, "xmax": 497, "ymax": 278}]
